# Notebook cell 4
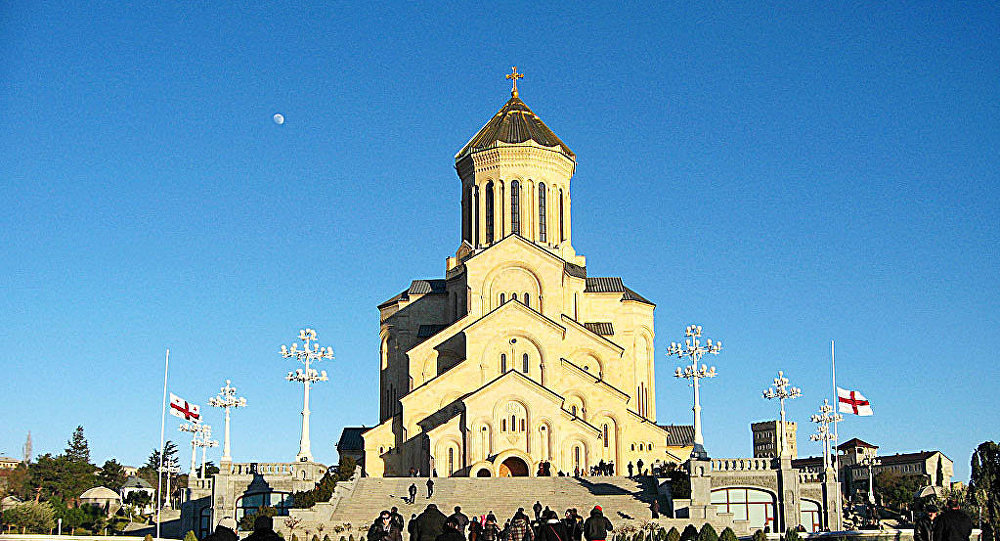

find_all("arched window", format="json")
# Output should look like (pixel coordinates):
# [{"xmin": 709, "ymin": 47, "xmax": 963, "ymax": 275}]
[
  {"xmin": 538, "ymin": 183, "xmax": 547, "ymax": 242},
  {"xmin": 603, "ymin": 424, "xmax": 609, "ymax": 448},
  {"xmin": 485, "ymin": 181, "xmax": 495, "ymax": 244},
  {"xmin": 511, "ymin": 180, "xmax": 521, "ymax": 235},
  {"xmin": 559, "ymin": 189, "xmax": 565, "ymax": 242},
  {"xmin": 474, "ymin": 185, "xmax": 480, "ymax": 247},
  {"xmin": 511, "ymin": 414, "xmax": 516, "ymax": 429},
  {"xmin": 464, "ymin": 186, "xmax": 473, "ymax": 243},
  {"xmin": 501, "ymin": 419, "xmax": 507, "ymax": 431},
  {"xmin": 639, "ymin": 443, "xmax": 644, "ymax": 451},
  {"xmin": 512, "ymin": 293, "xmax": 518, "ymax": 302},
  {"xmin": 630, "ymin": 443, "xmax": 635, "ymax": 451},
  {"xmin": 574, "ymin": 446, "xmax": 581, "ymax": 470},
  {"xmin": 571, "ymin": 405, "xmax": 578, "ymax": 416},
  {"xmin": 448, "ymin": 447, "xmax": 455, "ymax": 475},
  {"xmin": 520, "ymin": 419, "xmax": 526, "ymax": 432},
  {"xmin": 500, "ymin": 293, "xmax": 505, "ymax": 304},
  {"xmin": 524, "ymin": 293, "xmax": 530, "ymax": 307},
  {"xmin": 501, "ymin": 353, "xmax": 507, "ymax": 372},
  {"xmin": 522, "ymin": 353, "xmax": 529, "ymax": 373}
]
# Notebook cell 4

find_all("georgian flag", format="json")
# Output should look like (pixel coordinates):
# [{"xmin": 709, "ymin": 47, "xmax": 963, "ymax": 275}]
[
  {"xmin": 837, "ymin": 387, "xmax": 874, "ymax": 416},
  {"xmin": 169, "ymin": 393, "xmax": 201, "ymax": 422}
]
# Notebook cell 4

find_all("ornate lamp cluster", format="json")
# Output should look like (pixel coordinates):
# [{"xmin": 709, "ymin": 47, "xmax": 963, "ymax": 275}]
[
  {"xmin": 282, "ymin": 328, "xmax": 333, "ymax": 462},
  {"xmin": 667, "ymin": 324, "xmax": 722, "ymax": 460},
  {"xmin": 762, "ymin": 370, "xmax": 803, "ymax": 458},
  {"xmin": 208, "ymin": 379, "xmax": 247, "ymax": 464},
  {"xmin": 809, "ymin": 399, "xmax": 842, "ymax": 471},
  {"xmin": 860, "ymin": 456, "xmax": 882, "ymax": 503}
]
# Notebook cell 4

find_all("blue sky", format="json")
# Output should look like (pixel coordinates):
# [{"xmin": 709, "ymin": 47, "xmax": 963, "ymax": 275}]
[{"xmin": 1, "ymin": 2, "xmax": 997, "ymax": 481}]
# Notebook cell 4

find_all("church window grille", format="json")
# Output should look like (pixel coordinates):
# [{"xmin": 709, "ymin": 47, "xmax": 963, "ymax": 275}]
[
  {"xmin": 603, "ymin": 424, "xmax": 609, "ymax": 447},
  {"xmin": 474, "ymin": 185, "xmax": 480, "ymax": 247},
  {"xmin": 520, "ymin": 419, "xmax": 526, "ymax": 432},
  {"xmin": 448, "ymin": 448, "xmax": 455, "ymax": 475},
  {"xmin": 485, "ymin": 181, "xmax": 495, "ymax": 244},
  {"xmin": 538, "ymin": 183, "xmax": 547, "ymax": 242},
  {"xmin": 501, "ymin": 354, "xmax": 507, "ymax": 372},
  {"xmin": 501, "ymin": 419, "xmax": 507, "ymax": 431},
  {"xmin": 574, "ymin": 446, "xmax": 581, "ymax": 470},
  {"xmin": 559, "ymin": 189, "xmax": 565, "ymax": 242},
  {"xmin": 522, "ymin": 353, "xmax": 529, "ymax": 373},
  {"xmin": 511, "ymin": 180, "xmax": 521, "ymax": 235}
]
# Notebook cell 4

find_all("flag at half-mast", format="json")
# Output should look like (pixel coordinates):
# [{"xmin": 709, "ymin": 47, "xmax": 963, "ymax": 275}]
[
  {"xmin": 837, "ymin": 387, "xmax": 874, "ymax": 416},
  {"xmin": 169, "ymin": 393, "xmax": 201, "ymax": 422}
]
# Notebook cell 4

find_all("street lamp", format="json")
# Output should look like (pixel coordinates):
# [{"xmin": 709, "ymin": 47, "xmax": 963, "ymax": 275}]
[
  {"xmin": 282, "ymin": 328, "xmax": 333, "ymax": 463},
  {"xmin": 762, "ymin": 370, "xmax": 802, "ymax": 458},
  {"xmin": 158, "ymin": 463, "xmax": 180, "ymax": 509},
  {"xmin": 809, "ymin": 399, "xmax": 842, "ymax": 472},
  {"xmin": 667, "ymin": 324, "xmax": 721, "ymax": 460},
  {"xmin": 208, "ymin": 380, "xmax": 247, "ymax": 465},
  {"xmin": 195, "ymin": 425, "xmax": 218, "ymax": 479},
  {"xmin": 860, "ymin": 456, "xmax": 882, "ymax": 504},
  {"xmin": 178, "ymin": 422, "xmax": 202, "ymax": 477}
]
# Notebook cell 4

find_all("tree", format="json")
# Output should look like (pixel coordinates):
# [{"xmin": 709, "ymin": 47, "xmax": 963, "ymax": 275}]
[
  {"xmin": 751, "ymin": 530, "xmax": 767, "ymax": 541},
  {"xmin": 291, "ymin": 472, "xmax": 339, "ymax": 508},
  {"xmin": 970, "ymin": 441, "xmax": 1000, "ymax": 535},
  {"xmin": 719, "ymin": 528, "xmax": 738, "ymax": 541},
  {"xmin": 697, "ymin": 524, "xmax": 718, "ymax": 541},
  {"xmin": 65, "ymin": 426, "xmax": 91, "ymax": 463},
  {"xmin": 875, "ymin": 470, "xmax": 926, "ymax": 512},
  {"xmin": 99, "ymin": 459, "xmax": 127, "ymax": 490},
  {"xmin": 337, "ymin": 457, "xmax": 357, "ymax": 481},
  {"xmin": 680, "ymin": 525, "xmax": 698, "ymax": 541},
  {"xmin": 138, "ymin": 441, "xmax": 180, "ymax": 504},
  {"xmin": 3, "ymin": 501, "xmax": 56, "ymax": 533},
  {"xmin": 664, "ymin": 463, "xmax": 691, "ymax": 499},
  {"xmin": 201, "ymin": 461, "xmax": 221, "ymax": 477},
  {"xmin": 666, "ymin": 527, "xmax": 680, "ymax": 541},
  {"xmin": 783, "ymin": 529, "xmax": 801, "ymax": 541},
  {"xmin": 239, "ymin": 505, "xmax": 277, "ymax": 531}
]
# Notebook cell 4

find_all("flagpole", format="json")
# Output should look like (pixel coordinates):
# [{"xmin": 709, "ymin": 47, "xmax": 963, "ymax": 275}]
[
  {"xmin": 156, "ymin": 349, "xmax": 169, "ymax": 541},
  {"xmin": 831, "ymin": 340, "xmax": 843, "ymax": 529}
]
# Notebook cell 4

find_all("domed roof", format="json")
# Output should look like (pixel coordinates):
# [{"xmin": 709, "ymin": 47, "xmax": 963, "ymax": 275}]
[
  {"xmin": 455, "ymin": 95, "xmax": 575, "ymax": 162},
  {"xmin": 80, "ymin": 486, "xmax": 121, "ymax": 500}
]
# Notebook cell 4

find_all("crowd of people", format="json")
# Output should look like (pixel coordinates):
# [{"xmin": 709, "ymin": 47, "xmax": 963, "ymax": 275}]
[
  {"xmin": 913, "ymin": 499, "xmax": 977, "ymax": 541},
  {"xmin": 367, "ymin": 503, "xmax": 614, "ymax": 541}
]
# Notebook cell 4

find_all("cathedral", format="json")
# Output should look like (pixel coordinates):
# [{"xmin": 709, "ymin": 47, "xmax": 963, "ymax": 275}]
[{"xmin": 360, "ymin": 71, "xmax": 692, "ymax": 477}]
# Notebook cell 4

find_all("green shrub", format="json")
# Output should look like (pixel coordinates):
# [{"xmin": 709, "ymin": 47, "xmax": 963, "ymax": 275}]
[
  {"xmin": 145, "ymin": 535, "xmax": 154, "ymax": 541},
  {"xmin": 751, "ymin": 530, "xmax": 767, "ymax": 541},
  {"xmin": 184, "ymin": 530, "xmax": 199, "ymax": 541},
  {"xmin": 667, "ymin": 527, "xmax": 681, "ymax": 541},
  {"xmin": 680, "ymin": 525, "xmax": 699, "ymax": 541},
  {"xmin": 719, "ymin": 528, "xmax": 738, "ymax": 541},
  {"xmin": 783, "ymin": 529, "xmax": 801, "ymax": 541},
  {"xmin": 697, "ymin": 524, "xmax": 718, "ymax": 541}
]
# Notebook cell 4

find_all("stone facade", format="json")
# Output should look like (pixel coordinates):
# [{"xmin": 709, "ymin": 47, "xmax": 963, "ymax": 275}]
[
  {"xmin": 363, "ymin": 91, "xmax": 687, "ymax": 478},
  {"xmin": 752, "ymin": 420, "xmax": 798, "ymax": 459}
]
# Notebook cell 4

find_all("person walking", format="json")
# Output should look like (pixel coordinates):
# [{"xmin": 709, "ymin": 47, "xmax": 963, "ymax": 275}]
[
  {"xmin": 408, "ymin": 483, "xmax": 418, "ymax": 504},
  {"xmin": 583, "ymin": 506, "xmax": 613, "ymax": 541},
  {"xmin": 413, "ymin": 504, "xmax": 449, "ymax": 541},
  {"xmin": 409, "ymin": 515, "xmax": 418, "ymax": 539},
  {"xmin": 635, "ymin": 459, "xmax": 644, "ymax": 477},
  {"xmin": 203, "ymin": 517, "xmax": 238, "ymax": 541},
  {"xmin": 427, "ymin": 478, "xmax": 435, "ymax": 499},
  {"xmin": 627, "ymin": 462, "xmax": 634, "ymax": 478},
  {"xmin": 650, "ymin": 499, "xmax": 660, "ymax": 520},
  {"xmin": 537, "ymin": 511, "xmax": 568, "ymax": 541},
  {"xmin": 469, "ymin": 517, "xmax": 483, "ymax": 541},
  {"xmin": 244, "ymin": 515, "xmax": 282, "ymax": 541},
  {"xmin": 507, "ymin": 511, "xmax": 534, "ymax": 541},
  {"xmin": 914, "ymin": 503, "xmax": 938, "ymax": 541},
  {"xmin": 390, "ymin": 507, "xmax": 405, "ymax": 533},
  {"xmin": 533, "ymin": 502, "xmax": 543, "ymax": 521},
  {"xmin": 449, "ymin": 506, "xmax": 470, "ymax": 534},
  {"xmin": 934, "ymin": 499, "xmax": 973, "ymax": 541},
  {"xmin": 480, "ymin": 515, "xmax": 501, "ymax": 541}
]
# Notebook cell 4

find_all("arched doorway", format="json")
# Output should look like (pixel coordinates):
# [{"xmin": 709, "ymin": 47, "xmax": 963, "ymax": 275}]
[
  {"xmin": 498, "ymin": 456, "xmax": 529, "ymax": 477},
  {"xmin": 476, "ymin": 468, "xmax": 492, "ymax": 477}
]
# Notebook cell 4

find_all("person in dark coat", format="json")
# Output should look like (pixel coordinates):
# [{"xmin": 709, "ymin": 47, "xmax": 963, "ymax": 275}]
[
  {"xmin": 914, "ymin": 504, "xmax": 938, "ymax": 541},
  {"xmin": 480, "ymin": 515, "xmax": 501, "ymax": 541},
  {"xmin": 244, "ymin": 515, "xmax": 282, "ymax": 541},
  {"xmin": 533, "ymin": 502, "xmax": 543, "ymax": 521},
  {"xmin": 413, "ymin": 504, "xmax": 449, "ymax": 541},
  {"xmin": 627, "ymin": 462, "xmax": 634, "ymax": 478},
  {"xmin": 469, "ymin": 517, "xmax": 483, "ymax": 541},
  {"xmin": 437, "ymin": 517, "xmax": 466, "ymax": 541},
  {"xmin": 582, "ymin": 506, "xmax": 613, "ymax": 541},
  {"xmin": 203, "ymin": 517, "xmax": 238, "ymax": 541},
  {"xmin": 427, "ymin": 478, "xmax": 435, "ymax": 498},
  {"xmin": 408, "ymin": 483, "xmax": 418, "ymax": 504},
  {"xmin": 409, "ymin": 515, "xmax": 418, "ymax": 539},
  {"xmin": 369, "ymin": 510, "xmax": 404, "ymax": 541},
  {"xmin": 934, "ymin": 499, "xmax": 974, "ymax": 541},
  {"xmin": 390, "ymin": 507, "xmax": 405, "ymax": 533},
  {"xmin": 449, "ymin": 506, "xmax": 470, "ymax": 534},
  {"xmin": 537, "ymin": 511, "xmax": 568, "ymax": 541},
  {"xmin": 635, "ymin": 459, "xmax": 644, "ymax": 477},
  {"xmin": 506, "ymin": 513, "xmax": 533, "ymax": 541},
  {"xmin": 650, "ymin": 499, "xmax": 660, "ymax": 519}
]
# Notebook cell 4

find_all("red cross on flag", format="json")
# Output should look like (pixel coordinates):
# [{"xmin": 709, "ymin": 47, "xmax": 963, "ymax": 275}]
[
  {"xmin": 837, "ymin": 387, "xmax": 874, "ymax": 416},
  {"xmin": 169, "ymin": 393, "xmax": 201, "ymax": 422}
]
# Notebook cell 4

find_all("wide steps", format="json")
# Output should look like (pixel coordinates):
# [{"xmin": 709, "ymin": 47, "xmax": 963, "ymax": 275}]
[{"xmin": 328, "ymin": 476, "xmax": 659, "ymax": 527}]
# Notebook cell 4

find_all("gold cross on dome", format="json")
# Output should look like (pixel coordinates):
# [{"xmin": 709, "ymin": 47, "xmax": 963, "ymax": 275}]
[{"xmin": 506, "ymin": 66, "xmax": 524, "ymax": 97}]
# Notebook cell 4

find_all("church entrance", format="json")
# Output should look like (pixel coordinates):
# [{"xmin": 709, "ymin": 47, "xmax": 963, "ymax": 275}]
[{"xmin": 498, "ymin": 456, "xmax": 529, "ymax": 477}]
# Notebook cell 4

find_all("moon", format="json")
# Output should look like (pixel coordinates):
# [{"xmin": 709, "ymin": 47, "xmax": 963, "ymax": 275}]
[{"xmin": 273, "ymin": 113, "xmax": 285, "ymax": 125}]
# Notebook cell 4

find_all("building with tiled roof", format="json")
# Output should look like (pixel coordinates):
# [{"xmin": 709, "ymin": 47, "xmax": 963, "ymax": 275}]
[{"xmin": 364, "ymin": 75, "xmax": 674, "ymax": 478}]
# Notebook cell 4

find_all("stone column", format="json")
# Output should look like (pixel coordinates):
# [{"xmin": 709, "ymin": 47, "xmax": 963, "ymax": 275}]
[
  {"xmin": 687, "ymin": 459, "xmax": 715, "ymax": 520},
  {"xmin": 777, "ymin": 455, "xmax": 799, "ymax": 533},
  {"xmin": 822, "ymin": 468, "xmax": 843, "ymax": 531}
]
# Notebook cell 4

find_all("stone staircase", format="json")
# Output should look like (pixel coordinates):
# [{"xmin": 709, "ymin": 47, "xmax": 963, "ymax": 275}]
[{"xmin": 325, "ymin": 476, "xmax": 661, "ymax": 528}]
